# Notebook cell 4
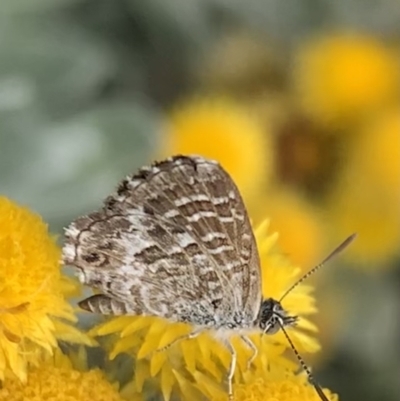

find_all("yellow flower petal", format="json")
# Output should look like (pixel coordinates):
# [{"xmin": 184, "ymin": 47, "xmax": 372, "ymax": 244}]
[
  {"xmin": 121, "ymin": 316, "xmax": 155, "ymax": 337},
  {"xmin": 0, "ymin": 348, "xmax": 125, "ymax": 401},
  {"xmin": 89, "ymin": 316, "xmax": 134, "ymax": 337},
  {"xmin": 52, "ymin": 320, "xmax": 96, "ymax": 346},
  {"xmin": 158, "ymin": 322, "xmax": 191, "ymax": 349},
  {"xmin": 0, "ymin": 197, "xmax": 90, "ymax": 381},
  {"xmin": 137, "ymin": 319, "xmax": 169, "ymax": 359},
  {"xmin": 194, "ymin": 370, "xmax": 227, "ymax": 400},
  {"xmin": 160, "ymin": 365, "xmax": 175, "ymax": 401},
  {"xmin": 0, "ymin": 363, "xmax": 124, "ymax": 401},
  {"xmin": 180, "ymin": 339, "xmax": 197, "ymax": 375},
  {"xmin": 135, "ymin": 360, "xmax": 150, "ymax": 392},
  {"xmin": 172, "ymin": 369, "xmax": 202, "ymax": 401},
  {"xmin": 110, "ymin": 335, "xmax": 143, "ymax": 360},
  {"xmin": 150, "ymin": 350, "xmax": 167, "ymax": 377}
]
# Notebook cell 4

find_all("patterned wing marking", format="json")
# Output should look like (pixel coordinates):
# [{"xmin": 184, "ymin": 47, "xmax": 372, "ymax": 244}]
[
  {"xmin": 148, "ymin": 163, "xmax": 241, "ymax": 308},
  {"xmin": 110, "ymin": 155, "xmax": 262, "ymax": 321},
  {"xmin": 63, "ymin": 156, "xmax": 262, "ymax": 324},
  {"xmin": 159, "ymin": 157, "xmax": 262, "ymax": 321},
  {"xmin": 64, "ymin": 210, "xmax": 228, "ymax": 323},
  {"xmin": 103, "ymin": 157, "xmax": 239, "ymax": 309},
  {"xmin": 166, "ymin": 160, "xmax": 250, "ymax": 311}
]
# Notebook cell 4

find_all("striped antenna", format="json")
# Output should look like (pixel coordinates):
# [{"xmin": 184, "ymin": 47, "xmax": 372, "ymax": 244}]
[
  {"xmin": 279, "ymin": 233, "xmax": 357, "ymax": 302},
  {"xmin": 279, "ymin": 322, "xmax": 329, "ymax": 401}
]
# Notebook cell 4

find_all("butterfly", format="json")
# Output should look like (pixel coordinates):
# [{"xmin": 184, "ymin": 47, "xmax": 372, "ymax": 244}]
[{"xmin": 63, "ymin": 155, "xmax": 355, "ymax": 400}]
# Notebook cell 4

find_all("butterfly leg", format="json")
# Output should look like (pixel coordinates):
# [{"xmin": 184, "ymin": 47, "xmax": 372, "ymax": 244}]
[
  {"xmin": 153, "ymin": 328, "xmax": 203, "ymax": 354},
  {"xmin": 240, "ymin": 335, "xmax": 258, "ymax": 370},
  {"xmin": 224, "ymin": 340, "xmax": 236, "ymax": 401}
]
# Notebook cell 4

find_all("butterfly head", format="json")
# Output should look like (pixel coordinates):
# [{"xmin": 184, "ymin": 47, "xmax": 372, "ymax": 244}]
[{"xmin": 257, "ymin": 298, "xmax": 297, "ymax": 334}]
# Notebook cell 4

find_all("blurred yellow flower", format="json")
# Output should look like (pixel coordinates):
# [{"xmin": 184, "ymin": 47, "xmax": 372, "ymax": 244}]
[
  {"xmin": 296, "ymin": 33, "xmax": 399, "ymax": 124},
  {"xmin": 0, "ymin": 349, "xmax": 126, "ymax": 401},
  {"xmin": 351, "ymin": 109, "xmax": 400, "ymax": 195},
  {"xmin": 327, "ymin": 111, "xmax": 400, "ymax": 266},
  {"xmin": 159, "ymin": 97, "xmax": 273, "ymax": 206},
  {"xmin": 90, "ymin": 220, "xmax": 320, "ymax": 401},
  {"xmin": 329, "ymin": 190, "xmax": 400, "ymax": 267},
  {"xmin": 253, "ymin": 188, "xmax": 324, "ymax": 269},
  {"xmin": 274, "ymin": 115, "xmax": 340, "ymax": 194},
  {"xmin": 0, "ymin": 197, "xmax": 93, "ymax": 381}
]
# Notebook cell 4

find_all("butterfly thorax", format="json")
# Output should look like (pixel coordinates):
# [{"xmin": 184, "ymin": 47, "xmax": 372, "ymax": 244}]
[{"xmin": 255, "ymin": 298, "xmax": 297, "ymax": 334}]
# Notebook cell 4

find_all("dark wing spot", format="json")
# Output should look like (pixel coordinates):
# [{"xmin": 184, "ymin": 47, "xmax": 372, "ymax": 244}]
[
  {"xmin": 153, "ymin": 155, "xmax": 199, "ymax": 173},
  {"xmin": 82, "ymin": 252, "xmax": 100, "ymax": 263},
  {"xmin": 211, "ymin": 299, "xmax": 222, "ymax": 309},
  {"xmin": 104, "ymin": 196, "xmax": 117, "ymax": 210},
  {"xmin": 134, "ymin": 245, "xmax": 166, "ymax": 265},
  {"xmin": 143, "ymin": 204, "xmax": 155, "ymax": 216},
  {"xmin": 117, "ymin": 179, "xmax": 130, "ymax": 196},
  {"xmin": 154, "ymin": 159, "xmax": 173, "ymax": 170},
  {"xmin": 147, "ymin": 224, "xmax": 169, "ymax": 240},
  {"xmin": 134, "ymin": 167, "xmax": 152, "ymax": 180},
  {"xmin": 172, "ymin": 155, "xmax": 198, "ymax": 171},
  {"xmin": 169, "ymin": 225, "xmax": 186, "ymax": 235}
]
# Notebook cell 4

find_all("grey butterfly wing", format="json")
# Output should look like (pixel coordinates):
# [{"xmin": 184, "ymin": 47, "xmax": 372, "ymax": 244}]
[{"xmin": 63, "ymin": 156, "xmax": 262, "ymax": 326}]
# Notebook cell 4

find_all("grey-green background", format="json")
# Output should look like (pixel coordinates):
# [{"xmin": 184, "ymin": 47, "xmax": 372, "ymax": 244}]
[{"xmin": 1, "ymin": 1, "xmax": 399, "ymax": 401}]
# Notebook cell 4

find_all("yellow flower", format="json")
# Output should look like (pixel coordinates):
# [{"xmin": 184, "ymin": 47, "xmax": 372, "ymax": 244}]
[
  {"xmin": 351, "ymin": 109, "xmax": 400, "ymax": 196},
  {"xmin": 159, "ymin": 97, "xmax": 273, "ymax": 206},
  {"xmin": 205, "ymin": 367, "xmax": 338, "ymax": 401},
  {"xmin": 327, "ymin": 110, "xmax": 400, "ymax": 266},
  {"xmin": 0, "ymin": 349, "xmax": 127, "ymax": 401},
  {"xmin": 274, "ymin": 115, "xmax": 339, "ymax": 192},
  {"xmin": 329, "ymin": 190, "xmax": 400, "ymax": 267},
  {"xmin": 296, "ymin": 33, "xmax": 399, "ymax": 124},
  {"xmin": 253, "ymin": 188, "xmax": 324, "ymax": 270},
  {"xmin": 90, "ymin": 220, "xmax": 319, "ymax": 401},
  {"xmin": 0, "ymin": 197, "xmax": 93, "ymax": 381}
]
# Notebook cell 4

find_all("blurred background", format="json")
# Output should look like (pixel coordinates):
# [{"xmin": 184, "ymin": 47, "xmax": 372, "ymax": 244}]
[{"xmin": 0, "ymin": 1, "xmax": 399, "ymax": 400}]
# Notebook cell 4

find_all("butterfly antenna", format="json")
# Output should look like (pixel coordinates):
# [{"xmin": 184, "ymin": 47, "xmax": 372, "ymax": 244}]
[
  {"xmin": 279, "ymin": 233, "xmax": 357, "ymax": 302},
  {"xmin": 279, "ymin": 323, "xmax": 330, "ymax": 401}
]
